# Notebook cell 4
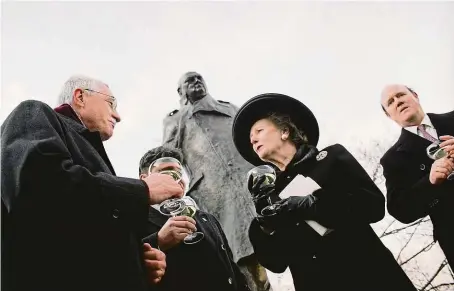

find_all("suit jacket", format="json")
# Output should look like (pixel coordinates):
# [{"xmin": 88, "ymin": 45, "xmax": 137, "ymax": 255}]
[
  {"xmin": 380, "ymin": 111, "xmax": 454, "ymax": 265},
  {"xmin": 1, "ymin": 101, "xmax": 150, "ymax": 291},
  {"xmin": 249, "ymin": 144, "xmax": 415, "ymax": 291},
  {"xmin": 142, "ymin": 208, "xmax": 250, "ymax": 291}
]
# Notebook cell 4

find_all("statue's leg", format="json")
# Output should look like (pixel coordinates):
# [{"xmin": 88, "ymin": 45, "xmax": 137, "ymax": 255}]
[{"xmin": 238, "ymin": 254, "xmax": 272, "ymax": 291}]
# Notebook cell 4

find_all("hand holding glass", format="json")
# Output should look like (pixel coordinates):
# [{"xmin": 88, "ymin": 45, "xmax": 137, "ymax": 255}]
[
  {"xmin": 247, "ymin": 165, "xmax": 279, "ymax": 216},
  {"xmin": 426, "ymin": 141, "xmax": 454, "ymax": 181},
  {"xmin": 151, "ymin": 157, "xmax": 204, "ymax": 244}
]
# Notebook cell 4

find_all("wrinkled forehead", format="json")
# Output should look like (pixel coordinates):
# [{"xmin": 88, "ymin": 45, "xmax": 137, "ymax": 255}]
[
  {"xmin": 179, "ymin": 72, "xmax": 203, "ymax": 85},
  {"xmin": 380, "ymin": 84, "xmax": 408, "ymax": 103},
  {"xmin": 250, "ymin": 118, "xmax": 274, "ymax": 135}
]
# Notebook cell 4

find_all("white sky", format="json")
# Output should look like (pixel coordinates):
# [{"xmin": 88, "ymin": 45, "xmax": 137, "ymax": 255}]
[{"xmin": 2, "ymin": 1, "xmax": 453, "ymax": 178}]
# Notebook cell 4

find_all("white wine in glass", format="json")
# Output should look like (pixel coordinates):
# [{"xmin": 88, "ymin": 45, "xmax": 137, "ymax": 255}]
[
  {"xmin": 180, "ymin": 196, "xmax": 204, "ymax": 244},
  {"xmin": 247, "ymin": 165, "xmax": 279, "ymax": 216},
  {"xmin": 427, "ymin": 141, "xmax": 454, "ymax": 180}
]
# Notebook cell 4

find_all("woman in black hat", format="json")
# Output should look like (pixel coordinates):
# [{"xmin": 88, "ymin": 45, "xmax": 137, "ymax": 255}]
[{"xmin": 232, "ymin": 93, "xmax": 416, "ymax": 291}]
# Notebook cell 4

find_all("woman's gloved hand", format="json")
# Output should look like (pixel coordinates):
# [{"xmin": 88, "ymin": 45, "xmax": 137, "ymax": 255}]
[
  {"xmin": 256, "ymin": 195, "xmax": 319, "ymax": 233},
  {"xmin": 248, "ymin": 175, "xmax": 277, "ymax": 215}
]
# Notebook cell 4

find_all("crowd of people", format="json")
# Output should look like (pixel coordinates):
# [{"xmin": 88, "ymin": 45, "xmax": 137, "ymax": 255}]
[{"xmin": 1, "ymin": 72, "xmax": 453, "ymax": 291}]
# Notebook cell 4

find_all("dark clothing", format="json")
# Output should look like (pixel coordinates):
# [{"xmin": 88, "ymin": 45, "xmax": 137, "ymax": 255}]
[
  {"xmin": 1, "ymin": 101, "xmax": 151, "ymax": 291},
  {"xmin": 143, "ymin": 207, "xmax": 250, "ymax": 291},
  {"xmin": 380, "ymin": 111, "xmax": 454, "ymax": 267},
  {"xmin": 249, "ymin": 144, "xmax": 416, "ymax": 291}
]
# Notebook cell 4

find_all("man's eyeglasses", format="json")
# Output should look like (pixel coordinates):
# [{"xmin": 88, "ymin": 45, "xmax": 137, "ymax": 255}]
[{"xmin": 84, "ymin": 89, "xmax": 117, "ymax": 111}]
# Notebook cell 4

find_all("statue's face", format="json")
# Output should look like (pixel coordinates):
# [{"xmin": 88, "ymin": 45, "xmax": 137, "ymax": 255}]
[{"xmin": 178, "ymin": 72, "xmax": 207, "ymax": 103}]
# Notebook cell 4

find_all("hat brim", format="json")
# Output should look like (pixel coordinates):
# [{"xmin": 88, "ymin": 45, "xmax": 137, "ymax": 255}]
[{"xmin": 232, "ymin": 93, "xmax": 319, "ymax": 166}]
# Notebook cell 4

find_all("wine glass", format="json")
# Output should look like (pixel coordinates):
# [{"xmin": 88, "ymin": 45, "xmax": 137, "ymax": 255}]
[
  {"xmin": 180, "ymin": 196, "xmax": 205, "ymax": 244},
  {"xmin": 427, "ymin": 140, "xmax": 454, "ymax": 180},
  {"xmin": 152, "ymin": 157, "xmax": 204, "ymax": 244},
  {"xmin": 148, "ymin": 157, "xmax": 183, "ymax": 182},
  {"xmin": 247, "ymin": 165, "xmax": 279, "ymax": 216}
]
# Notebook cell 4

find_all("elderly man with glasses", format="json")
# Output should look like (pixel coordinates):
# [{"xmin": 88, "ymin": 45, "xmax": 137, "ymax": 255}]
[{"xmin": 1, "ymin": 75, "xmax": 183, "ymax": 291}]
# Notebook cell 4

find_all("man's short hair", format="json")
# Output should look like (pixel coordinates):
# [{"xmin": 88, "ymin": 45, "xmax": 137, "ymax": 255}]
[{"xmin": 138, "ymin": 146, "xmax": 184, "ymax": 175}]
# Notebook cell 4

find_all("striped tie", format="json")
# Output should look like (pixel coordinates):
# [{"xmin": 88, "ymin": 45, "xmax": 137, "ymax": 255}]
[{"xmin": 417, "ymin": 124, "xmax": 437, "ymax": 143}]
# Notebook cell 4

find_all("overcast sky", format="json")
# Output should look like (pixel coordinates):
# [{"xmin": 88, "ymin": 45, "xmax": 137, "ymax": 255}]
[
  {"xmin": 2, "ymin": 1, "xmax": 453, "ymax": 288},
  {"xmin": 2, "ymin": 1, "xmax": 453, "ymax": 178}
]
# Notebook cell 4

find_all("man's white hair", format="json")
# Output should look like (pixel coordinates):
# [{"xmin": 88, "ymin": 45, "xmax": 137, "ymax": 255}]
[{"xmin": 57, "ymin": 75, "xmax": 106, "ymax": 105}]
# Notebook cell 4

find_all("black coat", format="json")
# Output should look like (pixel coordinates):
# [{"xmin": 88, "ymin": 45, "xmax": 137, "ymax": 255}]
[
  {"xmin": 142, "ymin": 207, "xmax": 250, "ymax": 291},
  {"xmin": 380, "ymin": 111, "xmax": 454, "ymax": 267},
  {"xmin": 1, "ymin": 101, "xmax": 151, "ymax": 291},
  {"xmin": 249, "ymin": 144, "xmax": 416, "ymax": 291}
]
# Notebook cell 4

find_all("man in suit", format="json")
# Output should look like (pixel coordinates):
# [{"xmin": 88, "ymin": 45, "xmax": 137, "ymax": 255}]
[
  {"xmin": 162, "ymin": 72, "xmax": 271, "ymax": 291},
  {"xmin": 380, "ymin": 84, "xmax": 454, "ymax": 268},
  {"xmin": 138, "ymin": 145, "xmax": 250, "ymax": 291},
  {"xmin": 1, "ymin": 75, "xmax": 182, "ymax": 291}
]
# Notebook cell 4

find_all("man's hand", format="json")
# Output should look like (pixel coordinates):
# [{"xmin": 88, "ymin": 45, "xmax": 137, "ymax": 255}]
[
  {"xmin": 429, "ymin": 157, "xmax": 454, "ymax": 185},
  {"xmin": 157, "ymin": 216, "xmax": 197, "ymax": 251},
  {"xmin": 143, "ymin": 243, "xmax": 166, "ymax": 284},
  {"xmin": 142, "ymin": 173, "xmax": 184, "ymax": 205},
  {"xmin": 440, "ymin": 135, "xmax": 454, "ymax": 157}
]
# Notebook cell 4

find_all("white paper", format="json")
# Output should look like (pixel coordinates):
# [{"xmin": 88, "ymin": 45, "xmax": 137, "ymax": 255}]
[{"xmin": 279, "ymin": 174, "xmax": 333, "ymax": 236}]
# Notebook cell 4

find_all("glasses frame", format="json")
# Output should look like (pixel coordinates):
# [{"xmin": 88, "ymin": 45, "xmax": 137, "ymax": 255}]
[{"xmin": 83, "ymin": 88, "xmax": 117, "ymax": 111}]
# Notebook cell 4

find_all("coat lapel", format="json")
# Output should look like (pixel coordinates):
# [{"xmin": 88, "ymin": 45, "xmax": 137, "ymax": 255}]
[
  {"xmin": 428, "ymin": 112, "xmax": 454, "ymax": 137},
  {"xmin": 395, "ymin": 128, "xmax": 432, "ymax": 155},
  {"xmin": 396, "ymin": 112, "xmax": 454, "ymax": 155}
]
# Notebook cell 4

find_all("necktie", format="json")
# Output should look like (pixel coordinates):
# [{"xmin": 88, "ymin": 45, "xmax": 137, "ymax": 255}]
[{"xmin": 417, "ymin": 124, "xmax": 437, "ymax": 143}]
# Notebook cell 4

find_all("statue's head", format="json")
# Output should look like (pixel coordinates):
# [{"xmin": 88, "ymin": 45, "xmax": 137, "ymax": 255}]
[{"xmin": 177, "ymin": 71, "xmax": 208, "ymax": 104}]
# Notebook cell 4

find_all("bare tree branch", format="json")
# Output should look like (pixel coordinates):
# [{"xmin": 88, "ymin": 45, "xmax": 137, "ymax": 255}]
[
  {"xmin": 399, "ymin": 240, "xmax": 436, "ymax": 267},
  {"xmin": 425, "ymin": 283, "xmax": 454, "ymax": 291},
  {"xmin": 380, "ymin": 218, "xmax": 396, "ymax": 237},
  {"xmin": 397, "ymin": 221, "xmax": 420, "ymax": 263},
  {"xmin": 420, "ymin": 259, "xmax": 448, "ymax": 291},
  {"xmin": 381, "ymin": 217, "xmax": 430, "ymax": 237}
]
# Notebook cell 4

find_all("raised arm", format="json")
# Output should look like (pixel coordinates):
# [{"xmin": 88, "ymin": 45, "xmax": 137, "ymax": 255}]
[
  {"xmin": 381, "ymin": 153, "xmax": 451, "ymax": 224},
  {"xmin": 314, "ymin": 144, "xmax": 385, "ymax": 227}
]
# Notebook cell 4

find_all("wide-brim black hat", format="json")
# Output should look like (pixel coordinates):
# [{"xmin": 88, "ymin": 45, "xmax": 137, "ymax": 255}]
[{"xmin": 232, "ymin": 93, "xmax": 319, "ymax": 166}]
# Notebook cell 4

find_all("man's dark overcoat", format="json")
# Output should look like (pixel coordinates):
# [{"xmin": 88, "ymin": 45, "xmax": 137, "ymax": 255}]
[
  {"xmin": 2, "ymin": 101, "xmax": 151, "ymax": 291},
  {"xmin": 380, "ymin": 111, "xmax": 454, "ymax": 267}
]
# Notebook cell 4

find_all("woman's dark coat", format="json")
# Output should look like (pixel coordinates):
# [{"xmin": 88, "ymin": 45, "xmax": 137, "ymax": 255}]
[{"xmin": 249, "ymin": 144, "xmax": 416, "ymax": 291}]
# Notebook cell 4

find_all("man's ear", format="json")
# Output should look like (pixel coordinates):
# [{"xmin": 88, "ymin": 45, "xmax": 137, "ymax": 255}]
[
  {"xmin": 281, "ymin": 128, "xmax": 290, "ymax": 141},
  {"xmin": 72, "ymin": 88, "xmax": 84, "ymax": 107},
  {"xmin": 139, "ymin": 173, "xmax": 147, "ymax": 180}
]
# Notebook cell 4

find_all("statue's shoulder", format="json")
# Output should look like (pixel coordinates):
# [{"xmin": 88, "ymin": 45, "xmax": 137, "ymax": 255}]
[
  {"xmin": 166, "ymin": 109, "xmax": 179, "ymax": 117},
  {"xmin": 163, "ymin": 109, "xmax": 180, "ymax": 126},
  {"xmin": 217, "ymin": 100, "xmax": 231, "ymax": 105}
]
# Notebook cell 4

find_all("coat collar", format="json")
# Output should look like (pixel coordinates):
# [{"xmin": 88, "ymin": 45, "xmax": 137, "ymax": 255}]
[
  {"xmin": 54, "ymin": 103, "xmax": 116, "ymax": 175},
  {"xmin": 184, "ymin": 94, "xmax": 233, "ymax": 118}
]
